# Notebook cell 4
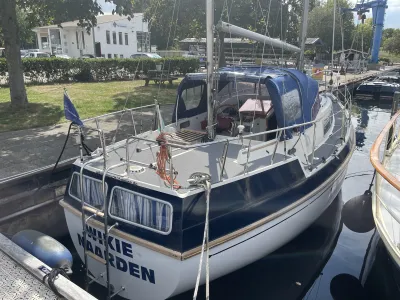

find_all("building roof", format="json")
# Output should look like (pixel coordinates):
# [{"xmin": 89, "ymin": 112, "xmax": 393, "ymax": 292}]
[
  {"xmin": 335, "ymin": 49, "xmax": 368, "ymax": 55},
  {"xmin": 33, "ymin": 13, "xmax": 142, "ymax": 30},
  {"xmin": 305, "ymin": 38, "xmax": 323, "ymax": 45},
  {"xmin": 180, "ymin": 38, "xmax": 254, "ymax": 44}
]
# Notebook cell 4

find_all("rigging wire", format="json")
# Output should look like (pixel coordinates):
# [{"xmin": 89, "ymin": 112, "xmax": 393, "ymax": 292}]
[{"xmin": 155, "ymin": 0, "xmax": 179, "ymax": 102}]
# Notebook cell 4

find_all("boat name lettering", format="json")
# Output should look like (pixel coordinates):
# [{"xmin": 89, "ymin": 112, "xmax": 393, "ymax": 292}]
[{"xmin": 77, "ymin": 227, "xmax": 155, "ymax": 284}]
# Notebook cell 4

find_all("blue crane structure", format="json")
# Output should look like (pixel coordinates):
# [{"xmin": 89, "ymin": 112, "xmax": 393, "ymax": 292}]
[{"xmin": 343, "ymin": 0, "xmax": 388, "ymax": 64}]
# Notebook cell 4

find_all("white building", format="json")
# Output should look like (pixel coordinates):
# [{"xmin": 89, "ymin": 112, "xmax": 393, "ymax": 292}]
[{"xmin": 32, "ymin": 14, "xmax": 149, "ymax": 58}]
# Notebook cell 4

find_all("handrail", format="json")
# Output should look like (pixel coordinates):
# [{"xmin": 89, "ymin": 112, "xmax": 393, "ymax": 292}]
[
  {"xmin": 128, "ymin": 105, "xmax": 344, "ymax": 151},
  {"xmin": 83, "ymin": 104, "xmax": 156, "ymax": 123},
  {"xmin": 370, "ymin": 110, "xmax": 400, "ymax": 192}
]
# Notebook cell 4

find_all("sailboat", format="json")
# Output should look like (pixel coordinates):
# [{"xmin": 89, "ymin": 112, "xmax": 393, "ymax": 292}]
[{"xmin": 59, "ymin": 0, "xmax": 355, "ymax": 299}]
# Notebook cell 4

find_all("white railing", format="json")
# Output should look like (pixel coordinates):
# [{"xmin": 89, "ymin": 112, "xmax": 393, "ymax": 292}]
[{"xmin": 77, "ymin": 89, "xmax": 352, "ymax": 192}]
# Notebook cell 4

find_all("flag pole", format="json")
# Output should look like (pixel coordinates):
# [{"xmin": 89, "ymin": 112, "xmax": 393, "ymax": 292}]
[{"xmin": 64, "ymin": 88, "xmax": 84, "ymax": 161}]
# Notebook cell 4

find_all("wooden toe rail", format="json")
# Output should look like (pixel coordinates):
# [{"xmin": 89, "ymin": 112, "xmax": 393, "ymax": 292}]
[{"xmin": 370, "ymin": 110, "xmax": 400, "ymax": 192}]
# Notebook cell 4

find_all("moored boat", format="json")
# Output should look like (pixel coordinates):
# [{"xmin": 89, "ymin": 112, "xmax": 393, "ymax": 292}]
[
  {"xmin": 370, "ymin": 103, "xmax": 400, "ymax": 269},
  {"xmin": 355, "ymin": 80, "xmax": 400, "ymax": 102},
  {"xmin": 60, "ymin": 64, "xmax": 355, "ymax": 300},
  {"xmin": 59, "ymin": 0, "xmax": 355, "ymax": 298}
]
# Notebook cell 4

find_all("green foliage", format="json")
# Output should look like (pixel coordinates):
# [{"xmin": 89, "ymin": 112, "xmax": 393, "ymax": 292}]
[
  {"xmin": 308, "ymin": 0, "xmax": 355, "ymax": 52},
  {"xmin": 351, "ymin": 18, "xmax": 373, "ymax": 53},
  {"xmin": 135, "ymin": 0, "xmax": 302, "ymax": 49},
  {"xmin": 0, "ymin": 57, "xmax": 199, "ymax": 85},
  {"xmin": 382, "ymin": 29, "xmax": 400, "ymax": 55}
]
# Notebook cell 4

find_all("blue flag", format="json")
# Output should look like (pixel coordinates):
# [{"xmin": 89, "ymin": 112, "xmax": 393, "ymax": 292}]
[{"xmin": 64, "ymin": 92, "xmax": 83, "ymax": 126}]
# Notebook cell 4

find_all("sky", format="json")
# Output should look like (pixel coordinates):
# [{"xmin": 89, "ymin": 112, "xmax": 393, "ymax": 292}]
[
  {"xmin": 97, "ymin": 0, "xmax": 115, "ymax": 14},
  {"xmin": 97, "ymin": 0, "xmax": 400, "ymax": 29}
]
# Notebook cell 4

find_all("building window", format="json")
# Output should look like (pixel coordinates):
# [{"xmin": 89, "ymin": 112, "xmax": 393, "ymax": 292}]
[
  {"xmin": 136, "ymin": 31, "xmax": 149, "ymax": 52},
  {"xmin": 81, "ymin": 32, "xmax": 85, "ymax": 49},
  {"xmin": 108, "ymin": 54, "xmax": 112, "ymax": 58},
  {"xmin": 112, "ymin": 32, "xmax": 117, "ymax": 44},
  {"xmin": 118, "ymin": 32, "xmax": 123, "ymax": 45},
  {"xmin": 124, "ymin": 33, "xmax": 128, "ymax": 45},
  {"xmin": 101, "ymin": 54, "xmax": 105, "ymax": 58},
  {"xmin": 75, "ymin": 31, "xmax": 79, "ymax": 49},
  {"xmin": 106, "ymin": 31, "xmax": 110, "ymax": 44},
  {"xmin": 120, "ymin": 54, "xmax": 123, "ymax": 58},
  {"xmin": 41, "ymin": 36, "xmax": 49, "ymax": 49},
  {"xmin": 114, "ymin": 54, "xmax": 118, "ymax": 58}
]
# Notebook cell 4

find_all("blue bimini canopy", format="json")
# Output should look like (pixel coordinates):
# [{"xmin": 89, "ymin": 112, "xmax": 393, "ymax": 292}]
[
  {"xmin": 172, "ymin": 67, "xmax": 320, "ymax": 138},
  {"xmin": 265, "ymin": 68, "xmax": 319, "ymax": 138}
]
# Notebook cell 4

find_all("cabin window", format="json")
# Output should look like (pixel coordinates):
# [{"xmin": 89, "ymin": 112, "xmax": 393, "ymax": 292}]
[
  {"xmin": 182, "ymin": 85, "xmax": 204, "ymax": 110},
  {"xmin": 109, "ymin": 187, "xmax": 173, "ymax": 235},
  {"xmin": 69, "ymin": 173, "xmax": 107, "ymax": 208},
  {"xmin": 281, "ymin": 89, "xmax": 302, "ymax": 123},
  {"xmin": 311, "ymin": 95, "xmax": 321, "ymax": 120}
]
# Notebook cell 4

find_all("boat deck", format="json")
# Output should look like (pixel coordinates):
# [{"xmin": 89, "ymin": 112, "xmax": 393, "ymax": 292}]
[
  {"xmin": 89, "ymin": 132, "xmax": 288, "ymax": 192},
  {"xmin": 85, "ymin": 99, "xmax": 345, "ymax": 194}
]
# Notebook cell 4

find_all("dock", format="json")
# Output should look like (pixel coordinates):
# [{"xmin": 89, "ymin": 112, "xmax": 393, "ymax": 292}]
[{"xmin": 0, "ymin": 233, "xmax": 97, "ymax": 300}]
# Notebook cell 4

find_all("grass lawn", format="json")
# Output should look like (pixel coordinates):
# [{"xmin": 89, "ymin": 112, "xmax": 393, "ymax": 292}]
[
  {"xmin": 380, "ymin": 50, "xmax": 400, "ymax": 63},
  {"xmin": 0, "ymin": 80, "xmax": 180, "ymax": 132}
]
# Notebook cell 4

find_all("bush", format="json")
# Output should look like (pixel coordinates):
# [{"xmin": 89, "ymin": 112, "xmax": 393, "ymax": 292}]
[{"xmin": 0, "ymin": 57, "xmax": 200, "ymax": 85}]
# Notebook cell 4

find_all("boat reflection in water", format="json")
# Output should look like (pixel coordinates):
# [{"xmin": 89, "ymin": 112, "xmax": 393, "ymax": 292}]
[
  {"xmin": 330, "ymin": 230, "xmax": 400, "ymax": 300},
  {"xmin": 172, "ymin": 193, "xmax": 343, "ymax": 300}
]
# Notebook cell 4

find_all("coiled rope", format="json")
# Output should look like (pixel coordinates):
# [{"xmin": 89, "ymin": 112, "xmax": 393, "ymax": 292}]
[
  {"xmin": 156, "ymin": 132, "xmax": 180, "ymax": 189},
  {"xmin": 192, "ymin": 173, "xmax": 212, "ymax": 300}
]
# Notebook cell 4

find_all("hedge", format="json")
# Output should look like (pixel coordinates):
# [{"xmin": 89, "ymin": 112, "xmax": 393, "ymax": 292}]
[{"xmin": 0, "ymin": 57, "xmax": 200, "ymax": 85}]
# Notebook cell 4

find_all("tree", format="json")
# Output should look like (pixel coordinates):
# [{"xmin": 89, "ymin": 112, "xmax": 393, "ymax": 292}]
[
  {"xmin": 134, "ymin": 0, "xmax": 302, "ymax": 50},
  {"xmin": 383, "ymin": 30, "xmax": 400, "ymax": 55},
  {"xmin": 351, "ymin": 18, "xmax": 373, "ymax": 54},
  {"xmin": 0, "ymin": 0, "xmax": 135, "ymax": 108},
  {"xmin": 307, "ymin": 0, "xmax": 355, "ymax": 52},
  {"xmin": 16, "ymin": 7, "xmax": 42, "ymax": 49},
  {"xmin": 382, "ymin": 28, "xmax": 395, "ymax": 42}
]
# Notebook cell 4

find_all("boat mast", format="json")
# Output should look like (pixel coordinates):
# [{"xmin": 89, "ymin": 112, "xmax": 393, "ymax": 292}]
[
  {"xmin": 206, "ymin": 0, "xmax": 215, "ymax": 140},
  {"xmin": 298, "ymin": 0, "xmax": 310, "ymax": 71}
]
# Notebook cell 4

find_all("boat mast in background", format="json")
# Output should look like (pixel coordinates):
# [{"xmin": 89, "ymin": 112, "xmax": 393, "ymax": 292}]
[
  {"xmin": 206, "ymin": 0, "xmax": 215, "ymax": 140},
  {"xmin": 298, "ymin": 0, "xmax": 310, "ymax": 71}
]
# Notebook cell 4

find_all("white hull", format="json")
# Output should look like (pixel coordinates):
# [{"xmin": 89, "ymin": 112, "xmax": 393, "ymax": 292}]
[{"xmin": 63, "ymin": 164, "xmax": 347, "ymax": 300}]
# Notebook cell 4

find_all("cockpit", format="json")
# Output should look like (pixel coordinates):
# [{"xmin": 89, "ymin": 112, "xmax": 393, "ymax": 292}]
[{"xmin": 173, "ymin": 79, "xmax": 278, "ymax": 142}]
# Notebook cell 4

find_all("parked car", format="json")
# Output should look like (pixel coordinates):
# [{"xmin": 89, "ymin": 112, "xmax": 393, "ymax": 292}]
[
  {"xmin": 130, "ymin": 53, "xmax": 162, "ymax": 59},
  {"xmin": 81, "ymin": 54, "xmax": 95, "ymax": 59},
  {"xmin": 55, "ymin": 54, "xmax": 71, "ymax": 59},
  {"xmin": 20, "ymin": 50, "xmax": 30, "ymax": 58},
  {"xmin": 182, "ymin": 52, "xmax": 206, "ymax": 67},
  {"xmin": 23, "ymin": 52, "xmax": 50, "ymax": 58}
]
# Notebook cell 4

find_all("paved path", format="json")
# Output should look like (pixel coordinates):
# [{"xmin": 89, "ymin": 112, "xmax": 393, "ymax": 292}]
[{"xmin": 0, "ymin": 67, "xmax": 398, "ymax": 181}]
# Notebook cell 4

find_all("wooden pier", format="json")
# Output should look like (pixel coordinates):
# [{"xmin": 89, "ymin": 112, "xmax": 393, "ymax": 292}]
[
  {"xmin": 0, "ymin": 233, "xmax": 97, "ymax": 300},
  {"xmin": 319, "ymin": 66, "xmax": 398, "ymax": 92}
]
